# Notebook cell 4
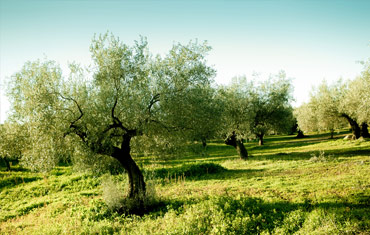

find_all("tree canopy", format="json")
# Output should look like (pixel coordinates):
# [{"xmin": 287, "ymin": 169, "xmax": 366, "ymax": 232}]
[
  {"xmin": 217, "ymin": 72, "xmax": 294, "ymax": 159},
  {"xmin": 295, "ymin": 60, "xmax": 370, "ymax": 139},
  {"xmin": 0, "ymin": 122, "xmax": 28, "ymax": 171},
  {"xmin": 7, "ymin": 34, "xmax": 216, "ymax": 201},
  {"xmin": 250, "ymin": 71, "xmax": 294, "ymax": 145}
]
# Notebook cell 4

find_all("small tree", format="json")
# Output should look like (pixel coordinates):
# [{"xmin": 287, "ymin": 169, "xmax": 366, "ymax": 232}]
[
  {"xmin": 7, "ymin": 34, "xmax": 215, "ymax": 204},
  {"xmin": 250, "ymin": 72, "xmax": 294, "ymax": 145},
  {"xmin": 217, "ymin": 76, "xmax": 255, "ymax": 160},
  {"xmin": 311, "ymin": 80, "xmax": 347, "ymax": 138},
  {"xmin": 294, "ymin": 103, "xmax": 318, "ymax": 135},
  {"xmin": 179, "ymin": 86, "xmax": 223, "ymax": 149},
  {"xmin": 0, "ymin": 122, "xmax": 28, "ymax": 171}
]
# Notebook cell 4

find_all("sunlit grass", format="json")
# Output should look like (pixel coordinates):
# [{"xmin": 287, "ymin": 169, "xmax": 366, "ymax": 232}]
[{"xmin": 1, "ymin": 131, "xmax": 369, "ymax": 234}]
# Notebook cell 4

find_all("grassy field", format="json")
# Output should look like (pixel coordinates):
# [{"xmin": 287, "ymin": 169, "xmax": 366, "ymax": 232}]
[{"xmin": 1, "ymin": 132, "xmax": 369, "ymax": 234}]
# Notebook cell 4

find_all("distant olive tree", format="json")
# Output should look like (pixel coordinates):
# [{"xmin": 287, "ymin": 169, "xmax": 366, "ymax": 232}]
[
  {"xmin": 0, "ymin": 122, "xmax": 28, "ymax": 171},
  {"xmin": 294, "ymin": 103, "xmax": 318, "ymax": 134},
  {"xmin": 296, "ymin": 80, "xmax": 349, "ymax": 138},
  {"xmin": 7, "ymin": 34, "xmax": 216, "ymax": 204},
  {"xmin": 181, "ymin": 86, "xmax": 223, "ymax": 149},
  {"xmin": 250, "ymin": 72, "xmax": 294, "ymax": 145},
  {"xmin": 217, "ymin": 76, "xmax": 255, "ymax": 160},
  {"xmin": 217, "ymin": 73, "xmax": 294, "ymax": 159},
  {"xmin": 312, "ymin": 81, "xmax": 347, "ymax": 138},
  {"xmin": 296, "ymin": 61, "xmax": 370, "ymax": 139}
]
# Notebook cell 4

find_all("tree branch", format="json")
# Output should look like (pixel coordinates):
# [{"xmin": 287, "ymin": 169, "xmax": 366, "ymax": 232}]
[
  {"xmin": 57, "ymin": 93, "xmax": 84, "ymax": 126},
  {"xmin": 57, "ymin": 93, "xmax": 87, "ymax": 142},
  {"xmin": 111, "ymin": 95, "xmax": 129, "ymax": 133},
  {"xmin": 148, "ymin": 93, "xmax": 160, "ymax": 115}
]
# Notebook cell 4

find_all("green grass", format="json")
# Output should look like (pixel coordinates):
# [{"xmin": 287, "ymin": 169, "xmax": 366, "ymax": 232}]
[{"xmin": 1, "ymin": 132, "xmax": 369, "ymax": 234}]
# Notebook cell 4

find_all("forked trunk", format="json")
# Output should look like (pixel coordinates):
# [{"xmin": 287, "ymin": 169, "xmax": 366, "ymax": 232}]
[
  {"xmin": 360, "ymin": 123, "xmax": 370, "ymax": 138},
  {"xmin": 225, "ymin": 132, "xmax": 248, "ymax": 160},
  {"xmin": 112, "ymin": 135, "xmax": 146, "ymax": 199}
]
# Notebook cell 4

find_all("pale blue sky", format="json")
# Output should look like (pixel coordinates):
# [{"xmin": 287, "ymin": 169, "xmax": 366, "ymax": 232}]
[{"xmin": 1, "ymin": 0, "xmax": 369, "ymax": 122}]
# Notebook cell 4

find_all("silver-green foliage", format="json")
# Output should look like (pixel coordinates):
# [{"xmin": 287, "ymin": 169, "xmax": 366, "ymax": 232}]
[
  {"xmin": 218, "ymin": 72, "xmax": 294, "ymax": 142},
  {"xmin": 217, "ymin": 76, "xmax": 256, "ymax": 140},
  {"xmin": 296, "ymin": 59, "xmax": 370, "ymax": 135},
  {"xmin": 251, "ymin": 71, "xmax": 294, "ymax": 138},
  {"xmin": 0, "ymin": 122, "xmax": 28, "ymax": 162},
  {"xmin": 7, "ymin": 60, "xmax": 71, "ymax": 171},
  {"xmin": 341, "ymin": 60, "xmax": 370, "ymax": 124},
  {"xmin": 7, "ymin": 33, "xmax": 216, "ymax": 171},
  {"xmin": 295, "ymin": 80, "xmax": 347, "ymax": 134}
]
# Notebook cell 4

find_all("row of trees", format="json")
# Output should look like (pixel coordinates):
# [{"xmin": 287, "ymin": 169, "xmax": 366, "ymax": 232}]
[
  {"xmin": 295, "ymin": 61, "xmax": 370, "ymax": 139},
  {"xmin": 0, "ymin": 34, "xmax": 299, "ymax": 200}
]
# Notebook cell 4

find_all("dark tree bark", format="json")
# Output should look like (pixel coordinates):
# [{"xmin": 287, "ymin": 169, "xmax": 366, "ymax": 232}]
[
  {"xmin": 330, "ymin": 129, "xmax": 334, "ymax": 139},
  {"xmin": 341, "ymin": 114, "xmax": 361, "ymax": 139},
  {"xmin": 112, "ymin": 134, "xmax": 146, "ymax": 199},
  {"xmin": 296, "ymin": 130, "xmax": 305, "ymax": 138},
  {"xmin": 201, "ymin": 138, "xmax": 207, "ymax": 149},
  {"xmin": 225, "ymin": 132, "xmax": 248, "ymax": 160},
  {"xmin": 257, "ymin": 133, "xmax": 264, "ymax": 146},
  {"xmin": 64, "ymin": 94, "xmax": 148, "ymax": 206},
  {"xmin": 360, "ymin": 122, "xmax": 370, "ymax": 138},
  {"xmin": 2, "ymin": 157, "xmax": 11, "ymax": 171}
]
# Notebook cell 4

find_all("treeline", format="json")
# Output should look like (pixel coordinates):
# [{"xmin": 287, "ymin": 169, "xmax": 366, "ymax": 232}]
[
  {"xmin": 295, "ymin": 61, "xmax": 370, "ymax": 139},
  {"xmin": 0, "ymin": 33, "xmax": 368, "ymax": 204},
  {"xmin": 1, "ymin": 33, "xmax": 296, "ymax": 201}
]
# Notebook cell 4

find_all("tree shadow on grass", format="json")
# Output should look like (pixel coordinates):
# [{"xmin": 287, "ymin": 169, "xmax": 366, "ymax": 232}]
[
  {"xmin": 187, "ymin": 135, "xmax": 337, "ymax": 162},
  {"xmin": 147, "ymin": 163, "xmax": 265, "ymax": 183},
  {"xmin": 250, "ymin": 148, "xmax": 370, "ymax": 162},
  {"xmin": 0, "ymin": 174, "xmax": 42, "ymax": 190},
  {"xmin": 137, "ymin": 132, "xmax": 354, "ymax": 165}
]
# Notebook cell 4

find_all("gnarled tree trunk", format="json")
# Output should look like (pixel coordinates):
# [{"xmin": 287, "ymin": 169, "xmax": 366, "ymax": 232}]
[
  {"xmin": 361, "ymin": 122, "xmax": 370, "ymax": 138},
  {"xmin": 225, "ymin": 132, "xmax": 248, "ymax": 160},
  {"xmin": 342, "ymin": 114, "xmax": 361, "ymax": 139},
  {"xmin": 112, "ymin": 135, "xmax": 146, "ymax": 199}
]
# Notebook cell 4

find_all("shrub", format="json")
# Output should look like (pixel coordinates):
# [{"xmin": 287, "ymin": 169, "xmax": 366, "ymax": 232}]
[
  {"xmin": 309, "ymin": 151, "xmax": 332, "ymax": 162},
  {"xmin": 101, "ymin": 174, "xmax": 159, "ymax": 215}
]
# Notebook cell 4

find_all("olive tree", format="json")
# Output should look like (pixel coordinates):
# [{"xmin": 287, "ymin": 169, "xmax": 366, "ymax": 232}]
[
  {"xmin": 7, "ymin": 34, "xmax": 215, "ymax": 201},
  {"xmin": 177, "ymin": 86, "xmax": 223, "ymax": 149},
  {"xmin": 296, "ymin": 74, "xmax": 368, "ymax": 139},
  {"xmin": 311, "ymin": 81, "xmax": 347, "ymax": 138},
  {"xmin": 340, "ymin": 60, "xmax": 370, "ymax": 138},
  {"xmin": 251, "ymin": 72, "xmax": 294, "ymax": 145},
  {"xmin": 0, "ymin": 122, "xmax": 28, "ymax": 171},
  {"xmin": 294, "ymin": 102, "xmax": 318, "ymax": 134},
  {"xmin": 7, "ymin": 60, "xmax": 68, "ymax": 172},
  {"xmin": 296, "ymin": 80, "xmax": 350, "ymax": 138},
  {"xmin": 218, "ymin": 76, "xmax": 255, "ymax": 160}
]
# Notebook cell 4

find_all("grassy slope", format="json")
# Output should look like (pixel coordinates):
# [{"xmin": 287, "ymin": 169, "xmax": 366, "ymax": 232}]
[{"xmin": 0, "ymin": 132, "xmax": 369, "ymax": 234}]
